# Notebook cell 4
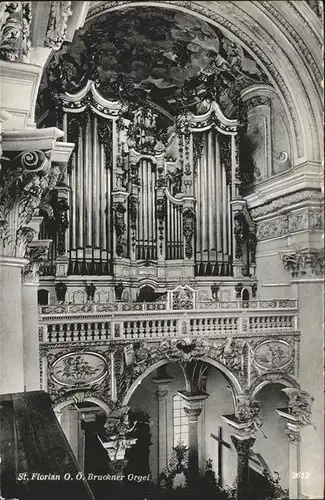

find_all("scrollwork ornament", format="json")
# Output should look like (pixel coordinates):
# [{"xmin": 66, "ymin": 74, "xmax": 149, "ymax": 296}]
[{"xmin": 0, "ymin": 1, "xmax": 31, "ymax": 61}]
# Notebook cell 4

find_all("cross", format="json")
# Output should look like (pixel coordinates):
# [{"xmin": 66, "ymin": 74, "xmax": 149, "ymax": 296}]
[{"xmin": 211, "ymin": 426, "xmax": 231, "ymax": 488}]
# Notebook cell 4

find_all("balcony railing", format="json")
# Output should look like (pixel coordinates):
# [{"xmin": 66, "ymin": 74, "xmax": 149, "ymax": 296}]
[
  {"xmin": 38, "ymin": 300, "xmax": 299, "ymax": 344},
  {"xmin": 39, "ymin": 299, "xmax": 297, "ymax": 315}
]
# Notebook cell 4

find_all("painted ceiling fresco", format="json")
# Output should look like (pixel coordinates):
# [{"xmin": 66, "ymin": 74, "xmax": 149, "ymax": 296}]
[{"xmin": 39, "ymin": 8, "xmax": 269, "ymax": 122}]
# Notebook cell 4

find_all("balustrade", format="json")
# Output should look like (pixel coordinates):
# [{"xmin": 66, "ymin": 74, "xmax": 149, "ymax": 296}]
[{"xmin": 40, "ymin": 306, "xmax": 297, "ymax": 343}]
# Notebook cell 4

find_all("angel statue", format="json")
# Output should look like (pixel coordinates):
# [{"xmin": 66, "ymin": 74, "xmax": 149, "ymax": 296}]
[
  {"xmin": 282, "ymin": 388, "xmax": 316, "ymax": 429},
  {"xmin": 236, "ymin": 394, "xmax": 267, "ymax": 439},
  {"xmin": 99, "ymin": 406, "xmax": 138, "ymax": 462}
]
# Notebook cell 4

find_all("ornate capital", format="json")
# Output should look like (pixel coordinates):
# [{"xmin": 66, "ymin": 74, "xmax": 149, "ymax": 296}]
[
  {"xmin": 0, "ymin": 2, "xmax": 31, "ymax": 62},
  {"xmin": 231, "ymin": 435, "xmax": 255, "ymax": 455},
  {"xmin": 0, "ymin": 149, "xmax": 63, "ymax": 258},
  {"xmin": 45, "ymin": 1, "xmax": 73, "ymax": 50},
  {"xmin": 282, "ymin": 249, "xmax": 324, "ymax": 278},
  {"xmin": 285, "ymin": 428, "xmax": 301, "ymax": 445}
]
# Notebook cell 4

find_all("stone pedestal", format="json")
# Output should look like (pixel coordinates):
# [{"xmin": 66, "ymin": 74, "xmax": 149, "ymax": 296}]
[
  {"xmin": 153, "ymin": 376, "xmax": 173, "ymax": 475},
  {"xmin": 0, "ymin": 257, "xmax": 26, "ymax": 393}
]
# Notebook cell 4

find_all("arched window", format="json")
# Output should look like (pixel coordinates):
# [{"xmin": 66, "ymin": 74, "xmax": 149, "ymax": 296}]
[
  {"xmin": 242, "ymin": 288, "xmax": 250, "ymax": 308},
  {"xmin": 173, "ymin": 394, "xmax": 189, "ymax": 447},
  {"xmin": 38, "ymin": 289, "xmax": 49, "ymax": 305}
]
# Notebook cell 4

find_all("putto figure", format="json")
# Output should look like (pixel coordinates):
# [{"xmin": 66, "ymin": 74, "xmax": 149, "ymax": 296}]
[
  {"xmin": 99, "ymin": 406, "xmax": 138, "ymax": 462},
  {"xmin": 236, "ymin": 394, "xmax": 267, "ymax": 438},
  {"xmin": 282, "ymin": 388, "xmax": 316, "ymax": 428}
]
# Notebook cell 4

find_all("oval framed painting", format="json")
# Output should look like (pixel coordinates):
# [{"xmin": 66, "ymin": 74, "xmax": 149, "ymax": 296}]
[
  {"xmin": 253, "ymin": 340, "xmax": 293, "ymax": 370},
  {"xmin": 51, "ymin": 352, "xmax": 108, "ymax": 386}
]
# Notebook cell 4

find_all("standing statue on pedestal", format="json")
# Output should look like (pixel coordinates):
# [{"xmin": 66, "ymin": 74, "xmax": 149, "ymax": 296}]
[{"xmin": 55, "ymin": 281, "xmax": 67, "ymax": 304}]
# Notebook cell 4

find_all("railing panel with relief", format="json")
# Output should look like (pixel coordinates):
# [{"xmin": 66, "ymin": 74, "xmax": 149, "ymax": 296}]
[{"xmin": 39, "ymin": 300, "xmax": 299, "ymax": 344}]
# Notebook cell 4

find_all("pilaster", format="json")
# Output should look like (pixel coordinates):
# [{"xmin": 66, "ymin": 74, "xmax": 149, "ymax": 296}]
[{"xmin": 153, "ymin": 375, "xmax": 174, "ymax": 476}]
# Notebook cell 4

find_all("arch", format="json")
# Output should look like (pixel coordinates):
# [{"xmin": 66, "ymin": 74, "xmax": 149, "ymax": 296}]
[
  {"xmin": 83, "ymin": 0, "xmax": 322, "ymax": 163},
  {"xmin": 250, "ymin": 374, "xmax": 299, "ymax": 398},
  {"xmin": 122, "ymin": 356, "xmax": 243, "ymax": 405},
  {"xmin": 54, "ymin": 395, "xmax": 111, "ymax": 417}
]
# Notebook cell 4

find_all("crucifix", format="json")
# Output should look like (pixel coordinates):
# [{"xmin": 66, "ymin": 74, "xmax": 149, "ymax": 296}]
[{"xmin": 211, "ymin": 426, "xmax": 231, "ymax": 488}]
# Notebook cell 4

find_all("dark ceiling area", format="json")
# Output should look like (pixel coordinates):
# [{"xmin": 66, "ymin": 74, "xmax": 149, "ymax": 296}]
[{"xmin": 37, "ymin": 7, "xmax": 270, "ymax": 125}]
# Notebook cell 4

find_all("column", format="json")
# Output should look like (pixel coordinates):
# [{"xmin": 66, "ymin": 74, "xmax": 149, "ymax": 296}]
[
  {"xmin": 0, "ymin": 128, "xmax": 74, "ymax": 396},
  {"xmin": 152, "ymin": 374, "xmax": 173, "ymax": 475},
  {"xmin": 222, "ymin": 410, "xmax": 259, "ymax": 500},
  {"xmin": 231, "ymin": 435, "xmax": 255, "ymax": 500},
  {"xmin": 22, "ymin": 240, "xmax": 52, "ymax": 391},
  {"xmin": 181, "ymin": 392, "xmax": 208, "ymax": 478},
  {"xmin": 0, "ymin": 257, "xmax": 26, "ymax": 393}
]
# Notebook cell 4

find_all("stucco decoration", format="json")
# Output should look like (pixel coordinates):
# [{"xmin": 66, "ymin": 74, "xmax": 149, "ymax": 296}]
[
  {"xmin": 282, "ymin": 388, "xmax": 316, "ymax": 428},
  {"xmin": 51, "ymin": 351, "xmax": 108, "ymax": 386},
  {"xmin": 253, "ymin": 340, "xmax": 293, "ymax": 371}
]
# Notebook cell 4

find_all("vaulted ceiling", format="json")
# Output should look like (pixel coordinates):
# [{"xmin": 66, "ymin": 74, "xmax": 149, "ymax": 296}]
[{"xmin": 38, "ymin": 7, "xmax": 270, "ymax": 124}]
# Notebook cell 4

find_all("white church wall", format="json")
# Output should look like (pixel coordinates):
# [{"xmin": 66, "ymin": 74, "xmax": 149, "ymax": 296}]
[
  {"xmin": 254, "ymin": 383, "xmax": 289, "ymax": 489},
  {"xmin": 297, "ymin": 282, "xmax": 324, "ymax": 499},
  {"xmin": 205, "ymin": 367, "xmax": 236, "ymax": 489}
]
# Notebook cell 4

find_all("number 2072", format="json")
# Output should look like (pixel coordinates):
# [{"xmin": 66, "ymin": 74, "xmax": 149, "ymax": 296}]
[{"xmin": 292, "ymin": 472, "xmax": 310, "ymax": 479}]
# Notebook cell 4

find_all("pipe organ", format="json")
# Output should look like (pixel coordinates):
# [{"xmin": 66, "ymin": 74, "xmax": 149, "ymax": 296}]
[
  {"xmin": 194, "ymin": 129, "xmax": 231, "ymax": 276},
  {"xmin": 39, "ymin": 81, "xmax": 256, "ymax": 280}
]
